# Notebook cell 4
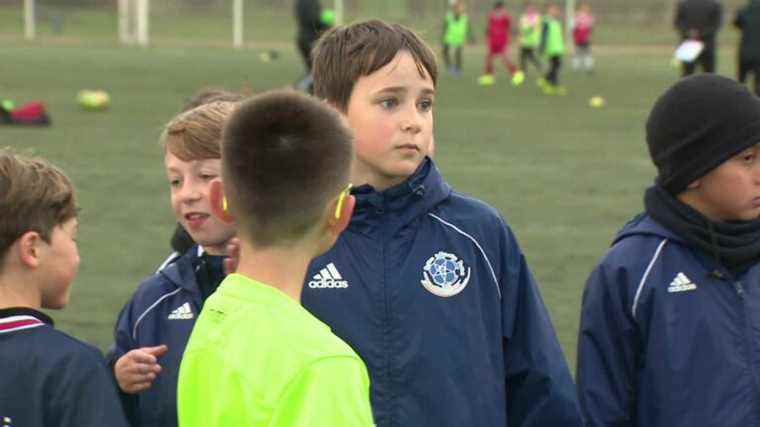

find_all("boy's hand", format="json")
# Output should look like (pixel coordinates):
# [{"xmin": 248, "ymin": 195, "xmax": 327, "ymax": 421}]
[{"xmin": 114, "ymin": 345, "xmax": 168, "ymax": 394}]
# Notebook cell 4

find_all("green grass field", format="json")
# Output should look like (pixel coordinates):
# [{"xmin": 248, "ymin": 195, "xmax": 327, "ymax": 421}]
[{"xmin": 0, "ymin": 33, "xmax": 745, "ymax": 370}]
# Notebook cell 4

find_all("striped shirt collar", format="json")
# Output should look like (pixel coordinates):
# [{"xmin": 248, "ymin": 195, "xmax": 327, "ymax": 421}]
[{"xmin": 0, "ymin": 307, "xmax": 53, "ymax": 334}]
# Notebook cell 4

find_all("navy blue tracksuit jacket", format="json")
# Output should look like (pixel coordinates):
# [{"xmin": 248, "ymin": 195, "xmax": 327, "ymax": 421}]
[
  {"xmin": 303, "ymin": 159, "xmax": 582, "ymax": 426},
  {"xmin": 0, "ymin": 307, "xmax": 127, "ymax": 427},
  {"xmin": 578, "ymin": 214, "xmax": 760, "ymax": 426},
  {"xmin": 107, "ymin": 246, "xmax": 223, "ymax": 427}
]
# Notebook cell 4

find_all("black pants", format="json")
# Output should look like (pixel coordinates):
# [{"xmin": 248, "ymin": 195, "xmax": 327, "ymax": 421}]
[
  {"xmin": 297, "ymin": 35, "xmax": 317, "ymax": 72},
  {"xmin": 682, "ymin": 40, "xmax": 716, "ymax": 77},
  {"xmin": 443, "ymin": 44, "xmax": 463, "ymax": 71},
  {"xmin": 545, "ymin": 56, "xmax": 562, "ymax": 85},
  {"xmin": 739, "ymin": 58, "xmax": 760, "ymax": 96},
  {"xmin": 520, "ymin": 47, "xmax": 542, "ymax": 73}
]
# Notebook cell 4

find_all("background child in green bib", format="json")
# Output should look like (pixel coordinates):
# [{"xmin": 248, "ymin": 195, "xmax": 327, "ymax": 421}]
[{"xmin": 442, "ymin": 1, "xmax": 472, "ymax": 76}]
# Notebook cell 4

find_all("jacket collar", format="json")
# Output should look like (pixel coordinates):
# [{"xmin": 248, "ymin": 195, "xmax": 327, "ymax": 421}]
[
  {"xmin": 160, "ymin": 245, "xmax": 227, "ymax": 300},
  {"xmin": 160, "ymin": 245, "xmax": 204, "ymax": 295},
  {"xmin": 613, "ymin": 213, "xmax": 684, "ymax": 245},
  {"xmin": 349, "ymin": 157, "xmax": 451, "ymax": 232},
  {"xmin": 612, "ymin": 213, "xmax": 750, "ymax": 278}
]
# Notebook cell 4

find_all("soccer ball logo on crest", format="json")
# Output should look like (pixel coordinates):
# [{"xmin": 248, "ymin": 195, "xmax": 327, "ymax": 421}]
[{"xmin": 421, "ymin": 251, "xmax": 471, "ymax": 297}]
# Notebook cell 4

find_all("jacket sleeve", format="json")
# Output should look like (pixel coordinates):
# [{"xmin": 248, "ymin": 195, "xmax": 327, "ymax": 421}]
[
  {"xmin": 499, "ymin": 222, "xmax": 582, "ymax": 427},
  {"xmin": 576, "ymin": 259, "xmax": 639, "ymax": 427},
  {"xmin": 105, "ymin": 297, "xmax": 141, "ymax": 426},
  {"xmin": 49, "ymin": 348, "xmax": 130, "ymax": 427}
]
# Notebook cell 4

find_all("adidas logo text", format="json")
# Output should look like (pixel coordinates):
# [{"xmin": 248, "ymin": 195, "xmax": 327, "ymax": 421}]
[
  {"xmin": 309, "ymin": 263, "xmax": 349, "ymax": 289},
  {"xmin": 168, "ymin": 302, "xmax": 194, "ymax": 320},
  {"xmin": 668, "ymin": 272, "xmax": 697, "ymax": 293}
]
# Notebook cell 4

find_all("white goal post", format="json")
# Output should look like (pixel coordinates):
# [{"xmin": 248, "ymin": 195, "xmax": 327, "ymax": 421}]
[
  {"xmin": 334, "ymin": 0, "xmax": 343, "ymax": 25},
  {"xmin": 28, "ymin": 0, "xmax": 541, "ymax": 48},
  {"xmin": 233, "ymin": 0, "xmax": 243, "ymax": 48},
  {"xmin": 117, "ymin": 0, "xmax": 149, "ymax": 46},
  {"xmin": 119, "ymin": 0, "xmax": 248, "ymax": 48},
  {"xmin": 24, "ymin": 0, "xmax": 35, "ymax": 40},
  {"xmin": 565, "ymin": 0, "xmax": 575, "ymax": 54}
]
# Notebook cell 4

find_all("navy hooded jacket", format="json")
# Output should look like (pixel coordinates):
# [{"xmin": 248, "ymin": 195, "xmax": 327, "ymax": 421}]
[
  {"xmin": 106, "ymin": 246, "xmax": 223, "ymax": 427},
  {"xmin": 302, "ymin": 159, "xmax": 582, "ymax": 427},
  {"xmin": 0, "ymin": 307, "xmax": 128, "ymax": 427},
  {"xmin": 577, "ymin": 213, "xmax": 760, "ymax": 427}
]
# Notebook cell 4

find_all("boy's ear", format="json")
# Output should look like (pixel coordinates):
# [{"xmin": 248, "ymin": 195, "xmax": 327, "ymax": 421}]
[
  {"xmin": 686, "ymin": 179, "xmax": 701, "ymax": 190},
  {"xmin": 209, "ymin": 180, "xmax": 235, "ymax": 224},
  {"xmin": 328, "ymin": 194, "xmax": 355, "ymax": 236},
  {"xmin": 15, "ymin": 231, "xmax": 44, "ymax": 269}
]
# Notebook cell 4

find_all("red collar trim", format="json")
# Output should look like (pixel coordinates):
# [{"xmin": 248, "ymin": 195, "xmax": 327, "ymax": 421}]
[{"xmin": 0, "ymin": 315, "xmax": 45, "ymax": 334}]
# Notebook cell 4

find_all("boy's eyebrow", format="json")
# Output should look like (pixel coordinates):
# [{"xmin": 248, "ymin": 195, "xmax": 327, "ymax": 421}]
[
  {"xmin": 374, "ymin": 86, "xmax": 436, "ymax": 96},
  {"xmin": 374, "ymin": 86, "xmax": 407, "ymax": 96}
]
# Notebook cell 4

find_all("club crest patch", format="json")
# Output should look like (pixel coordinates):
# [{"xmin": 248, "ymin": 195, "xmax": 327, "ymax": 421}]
[{"xmin": 421, "ymin": 251, "xmax": 471, "ymax": 297}]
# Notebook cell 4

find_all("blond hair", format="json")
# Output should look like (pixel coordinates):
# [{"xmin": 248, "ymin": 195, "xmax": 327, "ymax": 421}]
[
  {"xmin": 0, "ymin": 149, "xmax": 77, "ymax": 260},
  {"xmin": 160, "ymin": 101, "xmax": 238, "ymax": 161}
]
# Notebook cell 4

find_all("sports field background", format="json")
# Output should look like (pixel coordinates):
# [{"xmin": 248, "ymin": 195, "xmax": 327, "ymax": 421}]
[{"xmin": 0, "ymin": 3, "xmax": 750, "ymax": 369}]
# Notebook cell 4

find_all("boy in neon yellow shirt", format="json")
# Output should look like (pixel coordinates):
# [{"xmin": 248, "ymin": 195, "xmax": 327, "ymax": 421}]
[
  {"xmin": 442, "ymin": 1, "xmax": 471, "ymax": 76},
  {"xmin": 177, "ymin": 90, "xmax": 374, "ymax": 426},
  {"xmin": 519, "ymin": 1, "xmax": 543, "ymax": 77},
  {"xmin": 538, "ymin": 3, "xmax": 566, "ymax": 95}
]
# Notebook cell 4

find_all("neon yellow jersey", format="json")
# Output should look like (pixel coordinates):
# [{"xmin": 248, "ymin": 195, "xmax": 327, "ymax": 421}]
[
  {"xmin": 444, "ymin": 12, "xmax": 468, "ymax": 47},
  {"xmin": 177, "ymin": 274, "xmax": 374, "ymax": 427},
  {"xmin": 520, "ymin": 14, "xmax": 541, "ymax": 48},
  {"xmin": 543, "ymin": 16, "xmax": 565, "ymax": 57}
]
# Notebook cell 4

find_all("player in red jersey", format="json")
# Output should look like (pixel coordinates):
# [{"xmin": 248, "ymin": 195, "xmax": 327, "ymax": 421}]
[{"xmin": 479, "ymin": 2, "xmax": 525, "ymax": 86}]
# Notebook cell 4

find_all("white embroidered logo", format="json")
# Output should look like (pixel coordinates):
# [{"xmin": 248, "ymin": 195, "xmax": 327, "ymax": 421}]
[
  {"xmin": 668, "ymin": 272, "xmax": 697, "ymax": 293},
  {"xmin": 167, "ymin": 302, "xmax": 194, "ymax": 320},
  {"xmin": 421, "ymin": 251, "xmax": 471, "ymax": 297},
  {"xmin": 309, "ymin": 263, "xmax": 349, "ymax": 289}
]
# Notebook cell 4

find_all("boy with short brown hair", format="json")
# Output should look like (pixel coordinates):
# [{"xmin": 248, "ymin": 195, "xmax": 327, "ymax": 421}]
[
  {"xmin": 305, "ymin": 19, "xmax": 581, "ymax": 426},
  {"xmin": 0, "ymin": 150, "xmax": 127, "ymax": 427},
  {"xmin": 177, "ymin": 90, "xmax": 373, "ymax": 426}
]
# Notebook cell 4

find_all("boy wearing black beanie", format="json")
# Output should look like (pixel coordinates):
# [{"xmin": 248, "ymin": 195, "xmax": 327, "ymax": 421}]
[{"xmin": 577, "ymin": 74, "xmax": 760, "ymax": 427}]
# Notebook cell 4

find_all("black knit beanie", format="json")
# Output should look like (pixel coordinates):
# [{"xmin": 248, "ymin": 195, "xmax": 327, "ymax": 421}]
[{"xmin": 646, "ymin": 74, "xmax": 760, "ymax": 194}]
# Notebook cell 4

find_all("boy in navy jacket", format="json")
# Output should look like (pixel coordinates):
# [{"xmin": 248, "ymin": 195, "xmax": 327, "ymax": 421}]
[
  {"xmin": 106, "ymin": 101, "xmax": 236, "ymax": 427},
  {"xmin": 301, "ymin": 20, "xmax": 582, "ymax": 426},
  {"xmin": 0, "ymin": 150, "xmax": 127, "ymax": 427},
  {"xmin": 578, "ymin": 74, "xmax": 760, "ymax": 427}
]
